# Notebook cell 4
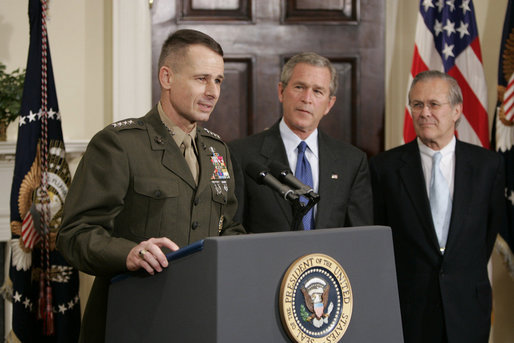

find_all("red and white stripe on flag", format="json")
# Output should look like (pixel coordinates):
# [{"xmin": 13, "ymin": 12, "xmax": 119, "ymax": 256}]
[
  {"xmin": 403, "ymin": 0, "xmax": 489, "ymax": 148},
  {"xmin": 502, "ymin": 73, "xmax": 514, "ymax": 123},
  {"xmin": 21, "ymin": 211, "xmax": 41, "ymax": 249}
]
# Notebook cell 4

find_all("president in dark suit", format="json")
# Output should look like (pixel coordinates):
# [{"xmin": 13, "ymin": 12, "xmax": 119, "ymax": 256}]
[
  {"xmin": 369, "ymin": 70, "xmax": 506, "ymax": 343},
  {"xmin": 229, "ymin": 52, "xmax": 372, "ymax": 232}
]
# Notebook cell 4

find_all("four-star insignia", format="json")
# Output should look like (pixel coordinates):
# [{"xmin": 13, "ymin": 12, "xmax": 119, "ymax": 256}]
[{"xmin": 112, "ymin": 119, "xmax": 135, "ymax": 128}]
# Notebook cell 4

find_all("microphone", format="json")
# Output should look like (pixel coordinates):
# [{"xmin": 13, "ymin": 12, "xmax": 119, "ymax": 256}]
[
  {"xmin": 245, "ymin": 162, "xmax": 299, "ymax": 201},
  {"xmin": 268, "ymin": 160, "xmax": 317, "ymax": 196}
]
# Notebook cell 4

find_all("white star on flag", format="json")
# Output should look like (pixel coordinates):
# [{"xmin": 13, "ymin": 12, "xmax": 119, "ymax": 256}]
[
  {"xmin": 435, "ymin": 0, "xmax": 444, "ymax": 12},
  {"xmin": 442, "ymin": 43, "xmax": 455, "ymax": 59},
  {"xmin": 446, "ymin": 0, "xmax": 456, "ymax": 11},
  {"xmin": 456, "ymin": 21, "xmax": 470, "ymax": 38},
  {"xmin": 434, "ymin": 19, "xmax": 443, "ymax": 36},
  {"xmin": 460, "ymin": 0, "xmax": 471, "ymax": 15},
  {"xmin": 28, "ymin": 110, "xmax": 37, "ymax": 122},
  {"xmin": 443, "ymin": 19, "xmax": 456, "ymax": 36},
  {"xmin": 422, "ymin": 0, "xmax": 434, "ymax": 12}
]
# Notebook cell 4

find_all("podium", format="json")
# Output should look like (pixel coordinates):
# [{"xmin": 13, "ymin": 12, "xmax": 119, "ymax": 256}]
[{"xmin": 106, "ymin": 226, "xmax": 403, "ymax": 342}]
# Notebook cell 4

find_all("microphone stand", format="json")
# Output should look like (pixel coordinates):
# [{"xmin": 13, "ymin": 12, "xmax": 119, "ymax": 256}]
[{"xmin": 290, "ymin": 189, "xmax": 320, "ymax": 231}]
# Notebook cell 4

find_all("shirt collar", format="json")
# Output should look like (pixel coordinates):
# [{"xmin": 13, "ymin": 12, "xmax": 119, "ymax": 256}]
[
  {"xmin": 279, "ymin": 118, "xmax": 319, "ymax": 157},
  {"xmin": 417, "ymin": 136, "xmax": 456, "ymax": 158},
  {"xmin": 158, "ymin": 101, "xmax": 197, "ymax": 149}
]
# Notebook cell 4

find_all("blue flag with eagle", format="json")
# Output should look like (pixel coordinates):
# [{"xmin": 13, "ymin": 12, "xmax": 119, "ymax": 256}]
[
  {"xmin": 492, "ymin": 0, "xmax": 514, "ymax": 277},
  {"xmin": 5, "ymin": 0, "xmax": 80, "ymax": 341}
]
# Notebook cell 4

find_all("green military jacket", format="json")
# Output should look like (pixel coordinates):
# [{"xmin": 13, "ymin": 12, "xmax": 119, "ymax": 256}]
[{"xmin": 56, "ymin": 107, "xmax": 245, "ymax": 342}]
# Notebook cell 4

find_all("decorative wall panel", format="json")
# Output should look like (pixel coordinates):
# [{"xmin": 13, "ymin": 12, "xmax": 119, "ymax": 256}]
[
  {"xmin": 179, "ymin": 0, "xmax": 252, "ymax": 23},
  {"xmin": 282, "ymin": 0, "xmax": 358, "ymax": 24},
  {"xmin": 204, "ymin": 58, "xmax": 253, "ymax": 142}
]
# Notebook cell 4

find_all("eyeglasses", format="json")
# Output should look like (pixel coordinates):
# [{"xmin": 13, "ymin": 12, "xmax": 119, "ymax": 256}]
[{"xmin": 409, "ymin": 101, "xmax": 450, "ymax": 113}]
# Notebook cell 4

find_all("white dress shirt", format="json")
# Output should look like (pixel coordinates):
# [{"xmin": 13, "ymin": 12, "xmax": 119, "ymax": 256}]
[{"xmin": 279, "ymin": 118, "xmax": 320, "ymax": 193}]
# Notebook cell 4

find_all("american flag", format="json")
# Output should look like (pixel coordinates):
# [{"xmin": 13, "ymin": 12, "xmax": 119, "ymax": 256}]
[
  {"xmin": 491, "ymin": 0, "xmax": 514, "ymax": 276},
  {"xmin": 7, "ymin": 0, "xmax": 80, "ymax": 341},
  {"xmin": 403, "ymin": 0, "xmax": 489, "ymax": 148}
]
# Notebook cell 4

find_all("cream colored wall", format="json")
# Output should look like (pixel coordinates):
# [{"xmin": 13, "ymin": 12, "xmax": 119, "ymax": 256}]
[
  {"xmin": 0, "ymin": 0, "xmax": 512, "ymax": 341},
  {"xmin": 0, "ymin": 0, "xmax": 111, "ymax": 142}
]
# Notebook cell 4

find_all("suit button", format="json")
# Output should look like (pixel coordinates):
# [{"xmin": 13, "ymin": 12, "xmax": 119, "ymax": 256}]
[
  {"xmin": 193, "ymin": 198, "xmax": 199, "ymax": 206},
  {"xmin": 192, "ymin": 221, "xmax": 199, "ymax": 230},
  {"xmin": 154, "ymin": 190, "xmax": 162, "ymax": 198}
]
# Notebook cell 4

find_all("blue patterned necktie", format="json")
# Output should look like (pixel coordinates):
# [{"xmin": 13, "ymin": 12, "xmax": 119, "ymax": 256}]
[
  {"xmin": 429, "ymin": 152, "xmax": 452, "ymax": 252},
  {"xmin": 295, "ymin": 141, "xmax": 314, "ymax": 230}
]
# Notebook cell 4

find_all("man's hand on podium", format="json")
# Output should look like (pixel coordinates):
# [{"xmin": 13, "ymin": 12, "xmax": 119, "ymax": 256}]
[{"xmin": 126, "ymin": 237, "xmax": 180, "ymax": 275}]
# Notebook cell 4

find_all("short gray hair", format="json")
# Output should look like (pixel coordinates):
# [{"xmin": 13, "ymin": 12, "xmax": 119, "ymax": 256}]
[
  {"xmin": 408, "ymin": 70, "xmax": 463, "ymax": 106},
  {"xmin": 280, "ymin": 52, "xmax": 338, "ymax": 96}
]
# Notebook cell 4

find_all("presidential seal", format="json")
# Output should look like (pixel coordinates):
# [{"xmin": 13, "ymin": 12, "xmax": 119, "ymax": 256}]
[{"xmin": 279, "ymin": 253, "xmax": 353, "ymax": 343}]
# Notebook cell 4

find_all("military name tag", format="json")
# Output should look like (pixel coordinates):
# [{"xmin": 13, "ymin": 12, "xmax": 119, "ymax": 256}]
[{"xmin": 279, "ymin": 253, "xmax": 353, "ymax": 343}]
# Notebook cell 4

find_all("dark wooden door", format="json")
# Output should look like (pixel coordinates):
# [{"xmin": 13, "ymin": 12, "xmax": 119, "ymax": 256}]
[{"xmin": 151, "ymin": 0, "xmax": 384, "ymax": 156}]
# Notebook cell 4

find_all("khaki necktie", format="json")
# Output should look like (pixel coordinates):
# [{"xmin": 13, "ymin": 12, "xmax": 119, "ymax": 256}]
[{"xmin": 182, "ymin": 134, "xmax": 199, "ymax": 184}]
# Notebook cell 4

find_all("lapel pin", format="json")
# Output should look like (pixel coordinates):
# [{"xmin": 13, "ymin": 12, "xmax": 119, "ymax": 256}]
[{"xmin": 331, "ymin": 174, "xmax": 338, "ymax": 179}]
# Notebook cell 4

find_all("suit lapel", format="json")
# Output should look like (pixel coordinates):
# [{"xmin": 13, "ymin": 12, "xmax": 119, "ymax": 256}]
[
  {"xmin": 316, "ymin": 132, "xmax": 340, "ymax": 228},
  {"xmin": 145, "ymin": 109, "xmax": 196, "ymax": 189},
  {"xmin": 445, "ymin": 141, "xmax": 473, "ymax": 253},
  {"xmin": 259, "ymin": 123, "xmax": 294, "ymax": 225},
  {"xmin": 398, "ymin": 141, "xmax": 441, "ymax": 250},
  {"xmin": 196, "ymin": 132, "xmax": 218, "ymax": 195}
]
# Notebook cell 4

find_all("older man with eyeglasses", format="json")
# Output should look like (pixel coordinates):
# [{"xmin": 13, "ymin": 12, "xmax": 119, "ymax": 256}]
[{"xmin": 369, "ymin": 70, "xmax": 507, "ymax": 343}]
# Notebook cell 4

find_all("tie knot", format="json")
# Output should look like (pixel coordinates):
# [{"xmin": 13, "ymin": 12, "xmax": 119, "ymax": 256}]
[
  {"xmin": 432, "ymin": 152, "xmax": 442, "ymax": 166},
  {"xmin": 183, "ymin": 134, "xmax": 193, "ymax": 149},
  {"xmin": 298, "ymin": 141, "xmax": 307, "ymax": 154}
]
